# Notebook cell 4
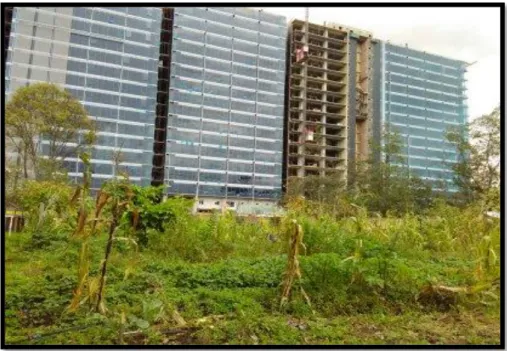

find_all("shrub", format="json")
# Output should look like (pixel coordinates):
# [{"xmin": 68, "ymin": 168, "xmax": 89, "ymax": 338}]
[{"xmin": 17, "ymin": 180, "xmax": 78, "ymax": 248}]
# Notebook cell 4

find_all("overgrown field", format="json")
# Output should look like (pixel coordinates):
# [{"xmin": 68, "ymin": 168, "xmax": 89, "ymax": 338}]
[{"xmin": 4, "ymin": 194, "xmax": 501, "ymax": 345}]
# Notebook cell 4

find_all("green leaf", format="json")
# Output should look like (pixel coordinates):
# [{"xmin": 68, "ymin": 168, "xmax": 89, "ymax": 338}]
[{"xmin": 136, "ymin": 318, "xmax": 150, "ymax": 329}]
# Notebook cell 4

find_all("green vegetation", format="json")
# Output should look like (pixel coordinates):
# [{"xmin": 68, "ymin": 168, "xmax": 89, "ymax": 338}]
[
  {"xmin": 4, "ymin": 189, "xmax": 500, "ymax": 345},
  {"xmin": 3, "ymin": 87, "xmax": 500, "ymax": 346},
  {"xmin": 446, "ymin": 106, "xmax": 501, "ymax": 205},
  {"xmin": 5, "ymin": 82, "xmax": 96, "ymax": 211}
]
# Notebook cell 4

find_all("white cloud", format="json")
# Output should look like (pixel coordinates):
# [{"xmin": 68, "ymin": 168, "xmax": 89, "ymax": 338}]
[{"xmin": 262, "ymin": 7, "xmax": 501, "ymax": 120}]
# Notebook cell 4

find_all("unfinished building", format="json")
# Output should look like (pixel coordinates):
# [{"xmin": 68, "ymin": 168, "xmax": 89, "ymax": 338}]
[
  {"xmin": 285, "ymin": 19, "xmax": 349, "ymax": 188},
  {"xmin": 342, "ymin": 25, "xmax": 375, "ymax": 182}
]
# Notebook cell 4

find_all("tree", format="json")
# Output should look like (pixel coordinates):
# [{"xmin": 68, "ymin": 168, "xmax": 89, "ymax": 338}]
[
  {"xmin": 286, "ymin": 128, "xmax": 436, "ymax": 217},
  {"xmin": 353, "ymin": 128, "xmax": 434, "ymax": 215},
  {"xmin": 446, "ymin": 106, "xmax": 500, "ymax": 204},
  {"xmin": 5, "ymin": 82, "xmax": 96, "ymax": 180}
]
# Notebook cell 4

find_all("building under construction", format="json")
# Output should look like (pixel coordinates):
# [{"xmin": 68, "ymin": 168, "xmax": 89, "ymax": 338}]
[
  {"xmin": 3, "ymin": 6, "xmax": 468, "ymax": 210},
  {"xmin": 345, "ymin": 25, "xmax": 376, "ymax": 182},
  {"xmin": 284, "ymin": 19, "xmax": 375, "ymax": 190}
]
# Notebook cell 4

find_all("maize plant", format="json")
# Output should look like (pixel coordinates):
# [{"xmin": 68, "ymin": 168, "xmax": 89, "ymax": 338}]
[
  {"xmin": 280, "ymin": 220, "xmax": 311, "ymax": 310},
  {"xmin": 69, "ymin": 153, "xmax": 139, "ymax": 314}
]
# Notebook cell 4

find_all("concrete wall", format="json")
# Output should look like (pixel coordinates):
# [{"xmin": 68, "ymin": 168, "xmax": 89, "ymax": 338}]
[
  {"xmin": 347, "ymin": 38, "xmax": 357, "ymax": 181},
  {"xmin": 371, "ymin": 40, "xmax": 383, "ymax": 164}
]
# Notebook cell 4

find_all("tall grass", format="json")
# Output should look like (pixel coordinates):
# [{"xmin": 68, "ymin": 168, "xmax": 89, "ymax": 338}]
[{"xmin": 4, "ymin": 192, "xmax": 500, "ymax": 344}]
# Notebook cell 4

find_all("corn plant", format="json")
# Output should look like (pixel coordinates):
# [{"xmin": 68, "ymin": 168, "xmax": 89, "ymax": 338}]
[
  {"xmin": 69, "ymin": 152, "xmax": 138, "ymax": 314},
  {"xmin": 94, "ymin": 176, "xmax": 135, "ymax": 313},
  {"xmin": 280, "ymin": 220, "xmax": 311, "ymax": 310}
]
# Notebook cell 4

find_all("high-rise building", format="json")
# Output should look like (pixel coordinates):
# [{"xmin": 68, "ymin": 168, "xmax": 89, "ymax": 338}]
[
  {"xmin": 4, "ymin": 7, "xmax": 469, "ymax": 206},
  {"xmin": 164, "ymin": 7, "xmax": 287, "ymax": 212},
  {"xmin": 4, "ymin": 6, "xmax": 288, "ymax": 214},
  {"xmin": 4, "ymin": 7, "xmax": 162, "ymax": 189},
  {"xmin": 378, "ymin": 42, "xmax": 468, "ymax": 191},
  {"xmin": 284, "ymin": 19, "xmax": 384, "ymax": 190},
  {"xmin": 284, "ymin": 19, "xmax": 467, "ymax": 193},
  {"xmin": 285, "ymin": 20, "xmax": 349, "ymax": 187}
]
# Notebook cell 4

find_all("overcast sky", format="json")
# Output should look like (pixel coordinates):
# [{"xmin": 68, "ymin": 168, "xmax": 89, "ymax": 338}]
[{"xmin": 261, "ymin": 7, "xmax": 500, "ymax": 121}]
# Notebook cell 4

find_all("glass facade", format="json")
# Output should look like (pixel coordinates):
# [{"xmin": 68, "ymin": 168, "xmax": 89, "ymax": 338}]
[
  {"xmin": 4, "ymin": 8, "xmax": 469, "ymax": 198},
  {"xmin": 166, "ymin": 7, "xmax": 287, "ymax": 201},
  {"xmin": 381, "ymin": 42, "xmax": 468, "ymax": 190},
  {"xmin": 4, "ymin": 7, "xmax": 161, "ymax": 189}
]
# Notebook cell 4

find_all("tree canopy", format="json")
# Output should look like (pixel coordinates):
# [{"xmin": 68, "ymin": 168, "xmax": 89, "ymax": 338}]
[
  {"xmin": 5, "ymin": 82, "xmax": 96, "ymax": 180},
  {"xmin": 446, "ymin": 105, "xmax": 500, "ymax": 204}
]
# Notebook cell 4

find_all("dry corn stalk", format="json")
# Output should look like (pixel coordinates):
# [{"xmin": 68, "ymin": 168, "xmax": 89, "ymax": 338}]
[
  {"xmin": 74, "ymin": 206, "xmax": 87, "ymax": 237},
  {"xmin": 280, "ymin": 220, "xmax": 311, "ymax": 309},
  {"xmin": 91, "ymin": 190, "xmax": 110, "ymax": 233},
  {"xmin": 70, "ymin": 186, "xmax": 81, "ymax": 206}
]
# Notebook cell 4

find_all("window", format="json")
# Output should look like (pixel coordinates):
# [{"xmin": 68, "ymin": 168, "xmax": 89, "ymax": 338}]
[
  {"xmin": 201, "ymin": 133, "xmax": 226, "ymax": 146},
  {"xmin": 204, "ymin": 71, "xmax": 230, "ymax": 85},
  {"xmin": 172, "ymin": 117, "xmax": 201, "ymax": 130},
  {"xmin": 86, "ymin": 91, "xmax": 119, "ymax": 106},
  {"xmin": 228, "ymin": 174, "xmax": 253, "ymax": 185},
  {"xmin": 175, "ymin": 40, "xmax": 204, "ymax": 56},
  {"xmin": 66, "ymin": 73, "xmax": 86, "ymax": 87},
  {"xmin": 173, "ymin": 52, "xmax": 204, "ymax": 68},
  {"xmin": 233, "ymin": 39, "xmax": 257, "ymax": 55},
  {"xmin": 67, "ymin": 60, "xmax": 87, "ymax": 73},
  {"xmin": 227, "ymin": 186, "xmax": 252, "ymax": 197},
  {"xmin": 174, "ymin": 104, "xmax": 201, "ymax": 118},
  {"xmin": 124, "ymin": 43, "xmax": 148, "ymax": 56},
  {"xmin": 230, "ymin": 137, "xmax": 254, "ymax": 149},
  {"xmin": 207, "ymin": 33, "xmax": 231, "ymax": 49},
  {"xmin": 169, "ymin": 155, "xmax": 199, "ymax": 168},
  {"xmin": 206, "ymin": 21, "xmax": 231, "ymax": 37},
  {"xmin": 232, "ymin": 88, "xmax": 256, "ymax": 101},
  {"xmin": 176, "ymin": 14, "xmax": 205, "ymax": 31},
  {"xmin": 258, "ymin": 91, "xmax": 280, "ymax": 105},
  {"xmin": 88, "ymin": 63, "xmax": 121, "ymax": 79},
  {"xmin": 259, "ymin": 33, "xmax": 283, "ymax": 47},
  {"xmin": 206, "ymin": 47, "xmax": 232, "ymax": 61},
  {"xmin": 199, "ymin": 185, "xmax": 226, "ymax": 197},
  {"xmin": 90, "ymin": 37, "xmax": 123, "ymax": 52},
  {"xmin": 174, "ymin": 78, "xmax": 202, "ymax": 93},
  {"xmin": 171, "ymin": 90, "xmax": 202, "ymax": 105},
  {"xmin": 203, "ymin": 95, "xmax": 230, "ymax": 109},
  {"xmin": 229, "ymin": 124, "xmax": 254, "ymax": 137},
  {"xmin": 87, "ymin": 77, "xmax": 120, "ymax": 92},
  {"xmin": 206, "ymin": 59, "xmax": 231, "ymax": 74},
  {"xmin": 201, "ymin": 146, "xmax": 228, "ymax": 158},
  {"xmin": 202, "ymin": 107, "xmax": 228, "ymax": 121},
  {"xmin": 228, "ymin": 161, "xmax": 253, "ymax": 173},
  {"xmin": 200, "ymin": 172, "xmax": 226, "ymax": 183},
  {"xmin": 201, "ymin": 158, "xmax": 226, "ymax": 170},
  {"xmin": 229, "ymin": 148, "xmax": 254, "ymax": 160},
  {"xmin": 234, "ymin": 52, "xmax": 257, "ymax": 66},
  {"xmin": 171, "ymin": 169, "xmax": 198, "ymax": 181},
  {"xmin": 70, "ymin": 33, "xmax": 89, "ymax": 46},
  {"xmin": 233, "ymin": 76, "xmax": 256, "ymax": 90},
  {"xmin": 204, "ymin": 82, "xmax": 229, "ymax": 97},
  {"xmin": 177, "ymin": 28, "xmax": 204, "ymax": 43},
  {"xmin": 230, "ymin": 111, "xmax": 254, "ymax": 125},
  {"xmin": 168, "ymin": 182, "xmax": 197, "ymax": 195},
  {"xmin": 233, "ymin": 28, "xmax": 258, "ymax": 43}
]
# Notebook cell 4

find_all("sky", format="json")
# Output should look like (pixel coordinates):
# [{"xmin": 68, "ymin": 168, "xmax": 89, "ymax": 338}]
[{"xmin": 261, "ymin": 7, "xmax": 501, "ymax": 121}]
